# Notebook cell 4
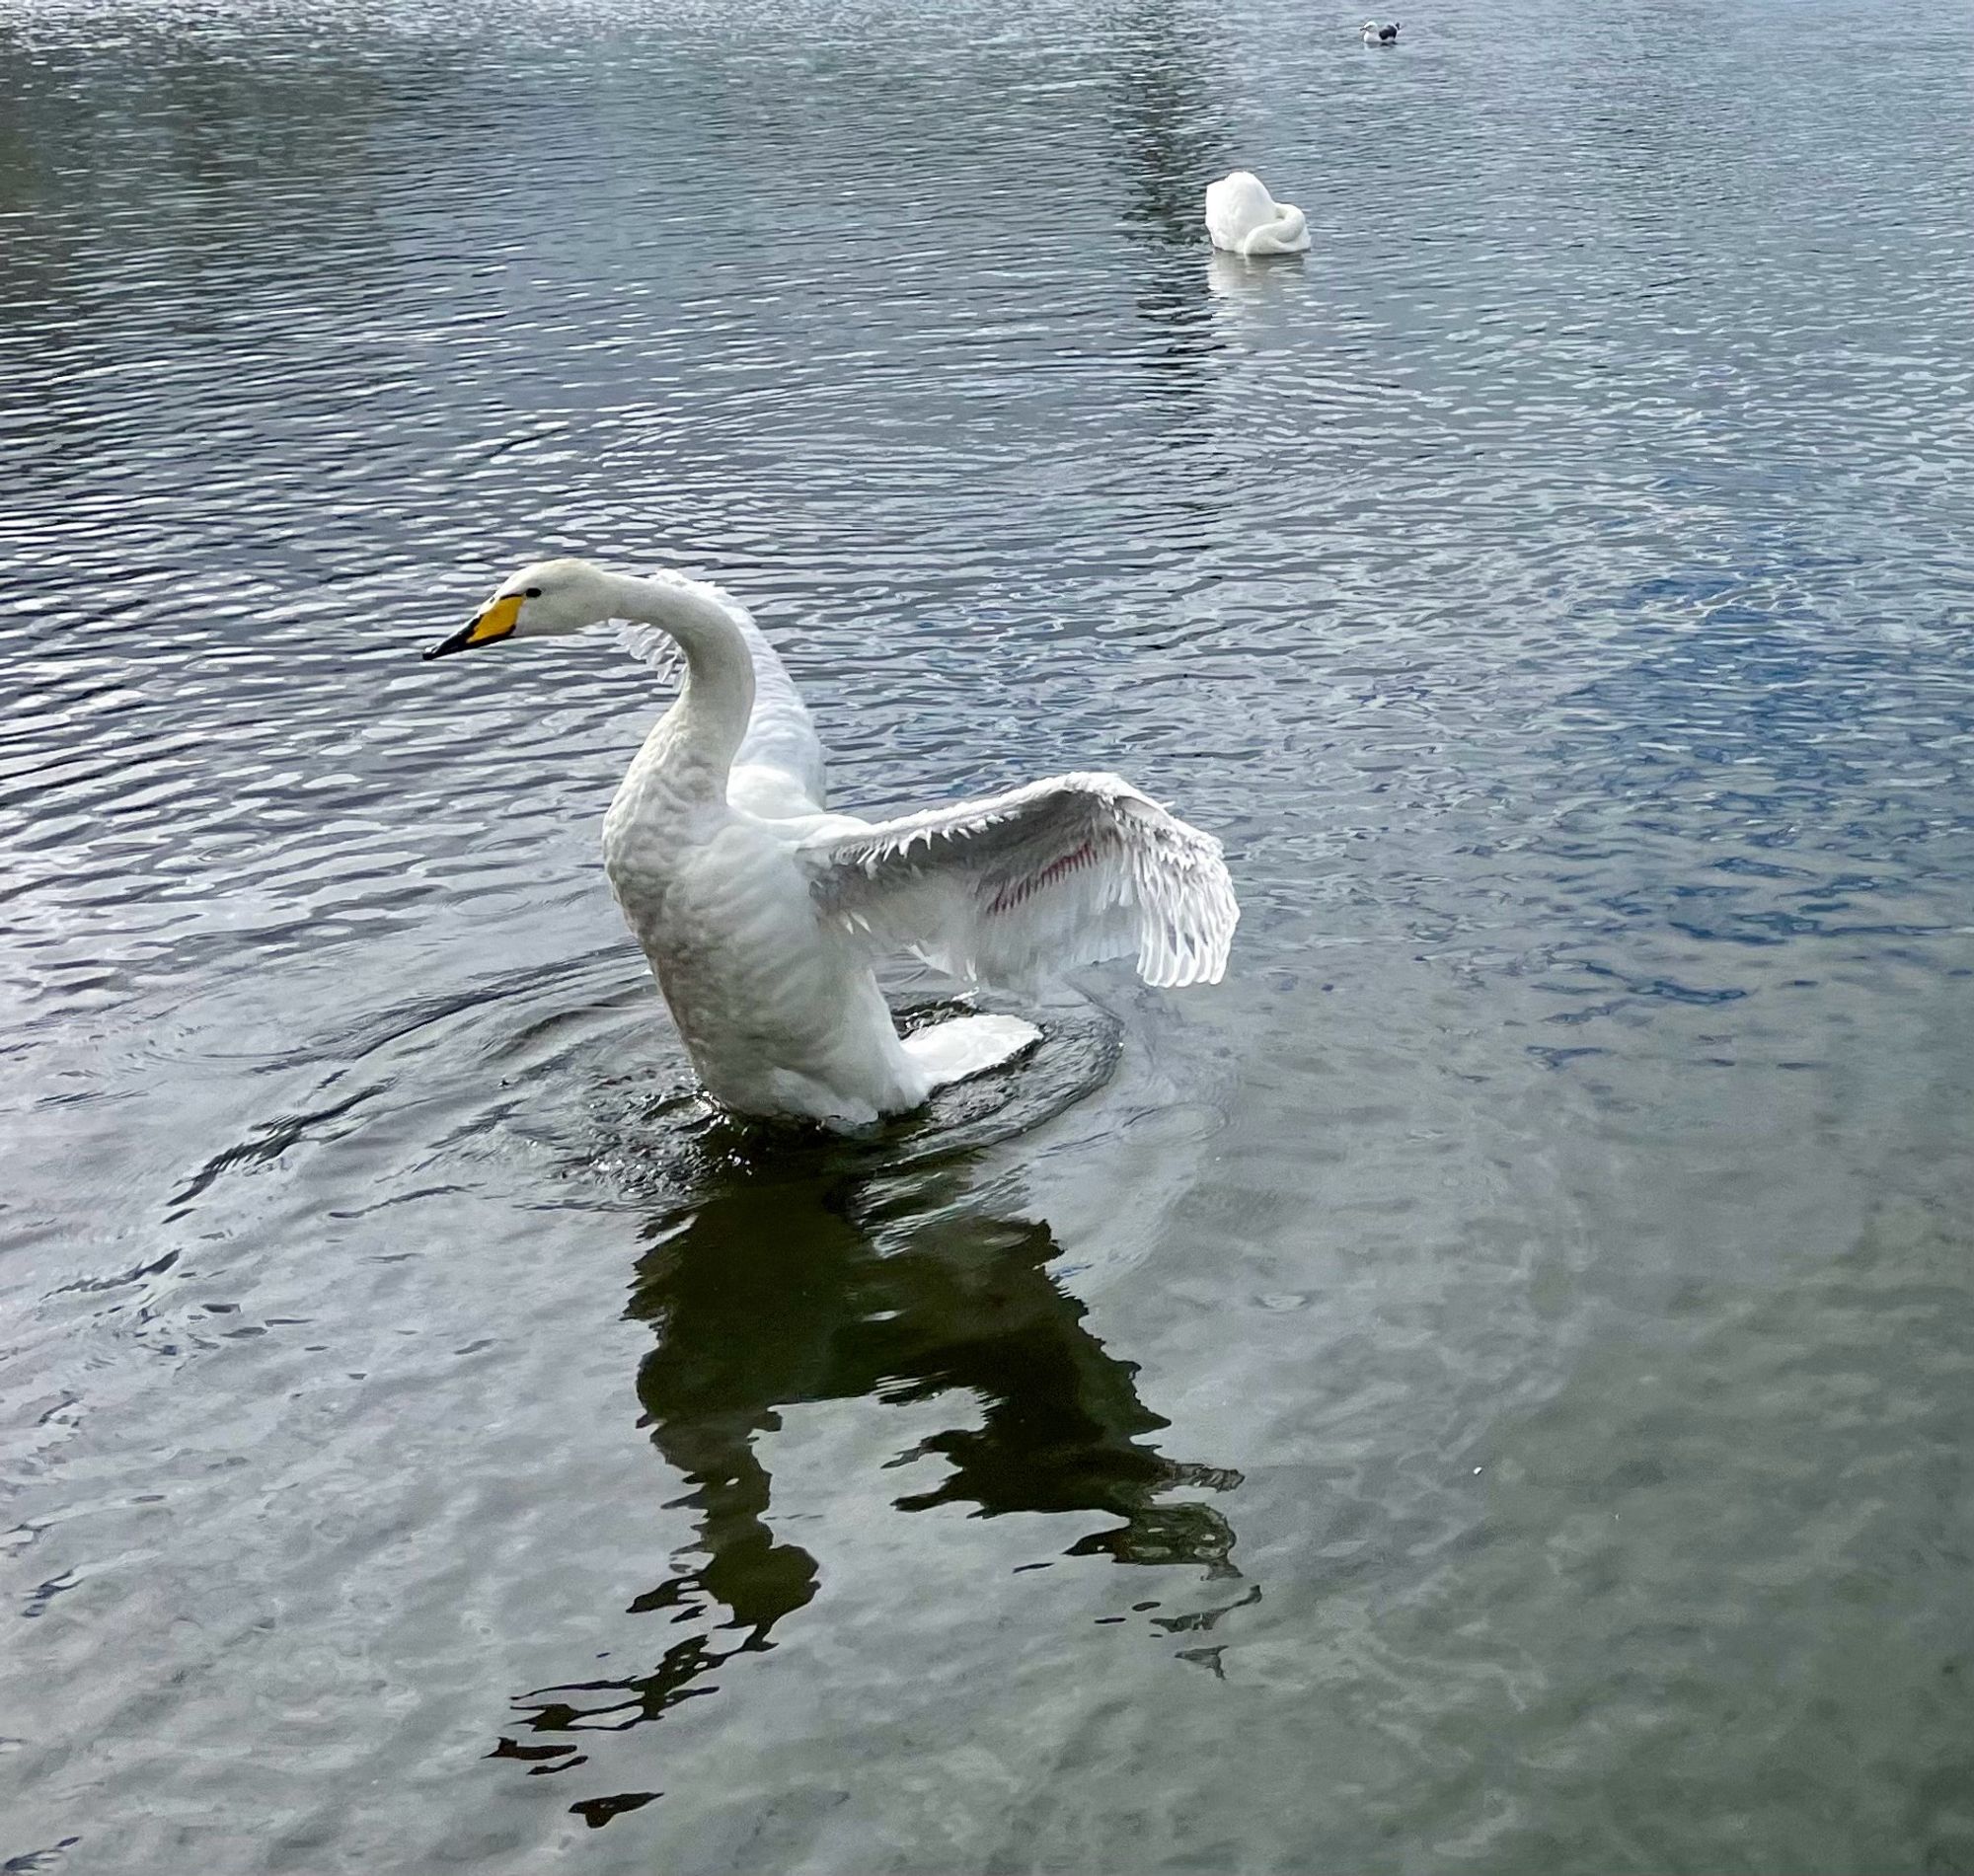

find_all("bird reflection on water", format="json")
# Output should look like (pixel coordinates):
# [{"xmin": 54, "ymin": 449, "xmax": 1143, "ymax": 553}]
[{"xmin": 492, "ymin": 1017, "xmax": 1245, "ymax": 1817}]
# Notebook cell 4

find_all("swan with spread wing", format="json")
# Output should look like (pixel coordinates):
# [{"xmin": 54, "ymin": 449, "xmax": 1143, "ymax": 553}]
[{"xmin": 424, "ymin": 560, "xmax": 1237, "ymax": 1128}]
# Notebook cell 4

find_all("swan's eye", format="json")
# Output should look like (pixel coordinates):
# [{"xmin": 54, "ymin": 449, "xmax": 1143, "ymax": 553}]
[{"xmin": 524, "ymin": 586, "xmax": 542, "ymax": 598}]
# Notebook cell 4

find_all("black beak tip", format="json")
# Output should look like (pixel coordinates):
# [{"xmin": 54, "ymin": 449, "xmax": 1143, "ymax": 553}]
[{"xmin": 422, "ymin": 623, "xmax": 475, "ymax": 661}]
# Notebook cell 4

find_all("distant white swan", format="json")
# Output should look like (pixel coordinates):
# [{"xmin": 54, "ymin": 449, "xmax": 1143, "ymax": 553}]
[
  {"xmin": 424, "ymin": 561, "xmax": 1238, "ymax": 1129},
  {"xmin": 1204, "ymin": 171, "xmax": 1310, "ymax": 257},
  {"xmin": 1361, "ymin": 18, "xmax": 1400, "ymax": 43}
]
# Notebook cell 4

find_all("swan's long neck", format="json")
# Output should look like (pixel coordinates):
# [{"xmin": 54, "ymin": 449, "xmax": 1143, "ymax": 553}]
[{"xmin": 606, "ymin": 570, "xmax": 755, "ymax": 805}]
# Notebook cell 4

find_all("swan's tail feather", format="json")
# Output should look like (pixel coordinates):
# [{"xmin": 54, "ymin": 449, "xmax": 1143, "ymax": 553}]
[{"xmin": 903, "ymin": 1013, "xmax": 1041, "ymax": 1089}]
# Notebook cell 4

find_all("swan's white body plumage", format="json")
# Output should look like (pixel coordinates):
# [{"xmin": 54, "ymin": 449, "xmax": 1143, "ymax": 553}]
[
  {"xmin": 435, "ymin": 561, "xmax": 1238, "ymax": 1130},
  {"xmin": 1204, "ymin": 171, "xmax": 1310, "ymax": 258},
  {"xmin": 1361, "ymin": 18, "xmax": 1400, "ymax": 42}
]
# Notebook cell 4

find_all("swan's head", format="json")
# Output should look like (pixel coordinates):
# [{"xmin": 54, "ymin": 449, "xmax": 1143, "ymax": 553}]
[{"xmin": 422, "ymin": 558, "xmax": 618, "ymax": 660}]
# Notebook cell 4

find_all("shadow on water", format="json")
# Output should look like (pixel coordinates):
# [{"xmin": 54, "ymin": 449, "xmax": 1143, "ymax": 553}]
[
  {"xmin": 492, "ymin": 1003, "xmax": 1245, "ymax": 1825},
  {"xmin": 1106, "ymin": 0, "xmax": 1229, "ymax": 250},
  {"xmin": 1105, "ymin": 0, "xmax": 1234, "ymax": 406}
]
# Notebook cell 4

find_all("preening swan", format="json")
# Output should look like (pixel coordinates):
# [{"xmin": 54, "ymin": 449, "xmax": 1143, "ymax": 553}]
[
  {"xmin": 1361, "ymin": 18, "xmax": 1400, "ymax": 42},
  {"xmin": 423, "ymin": 560, "xmax": 1238, "ymax": 1130},
  {"xmin": 1204, "ymin": 171, "xmax": 1310, "ymax": 258}
]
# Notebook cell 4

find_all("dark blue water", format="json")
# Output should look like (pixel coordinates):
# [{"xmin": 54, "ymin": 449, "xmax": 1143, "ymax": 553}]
[{"xmin": 4, "ymin": 0, "xmax": 1972, "ymax": 1869}]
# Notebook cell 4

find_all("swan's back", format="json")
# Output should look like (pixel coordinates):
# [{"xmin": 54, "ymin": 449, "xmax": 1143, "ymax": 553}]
[
  {"xmin": 1204, "ymin": 171, "xmax": 1311, "ymax": 257},
  {"xmin": 1205, "ymin": 171, "xmax": 1271, "ymax": 248}
]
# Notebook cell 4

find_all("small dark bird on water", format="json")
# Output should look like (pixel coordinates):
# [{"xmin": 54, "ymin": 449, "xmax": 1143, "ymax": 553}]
[{"xmin": 1361, "ymin": 19, "xmax": 1401, "ymax": 43}]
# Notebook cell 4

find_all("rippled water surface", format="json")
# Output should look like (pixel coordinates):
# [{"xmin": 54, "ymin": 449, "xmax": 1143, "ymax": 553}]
[{"xmin": 5, "ymin": 0, "xmax": 1974, "ymax": 1868}]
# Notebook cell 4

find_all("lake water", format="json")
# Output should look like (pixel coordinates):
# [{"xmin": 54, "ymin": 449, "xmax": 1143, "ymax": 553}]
[{"xmin": 5, "ymin": 0, "xmax": 1973, "ymax": 1868}]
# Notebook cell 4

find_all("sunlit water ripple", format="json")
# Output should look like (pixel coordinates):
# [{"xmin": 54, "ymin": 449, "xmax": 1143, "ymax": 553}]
[{"xmin": 3, "ymin": 0, "xmax": 1972, "ymax": 1868}]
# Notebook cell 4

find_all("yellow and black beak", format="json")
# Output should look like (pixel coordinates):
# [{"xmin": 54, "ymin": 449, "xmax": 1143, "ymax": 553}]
[{"xmin": 423, "ymin": 591, "xmax": 523, "ymax": 661}]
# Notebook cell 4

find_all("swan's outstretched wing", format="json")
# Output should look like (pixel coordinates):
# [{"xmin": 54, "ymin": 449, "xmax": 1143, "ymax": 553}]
[
  {"xmin": 619, "ymin": 578, "xmax": 827, "ymax": 809},
  {"xmin": 794, "ymin": 772, "xmax": 1237, "ymax": 989}
]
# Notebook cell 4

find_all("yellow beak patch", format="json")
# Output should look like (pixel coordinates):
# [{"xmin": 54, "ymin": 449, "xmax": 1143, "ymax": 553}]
[
  {"xmin": 424, "ymin": 590, "xmax": 524, "ymax": 661},
  {"xmin": 465, "ymin": 591, "xmax": 524, "ymax": 645}
]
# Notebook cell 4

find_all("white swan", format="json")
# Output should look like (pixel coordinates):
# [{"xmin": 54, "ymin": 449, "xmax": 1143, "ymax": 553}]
[
  {"xmin": 1361, "ymin": 19, "xmax": 1400, "ymax": 43},
  {"xmin": 423, "ymin": 560, "xmax": 1238, "ymax": 1130},
  {"xmin": 1203, "ymin": 171, "xmax": 1310, "ymax": 258}
]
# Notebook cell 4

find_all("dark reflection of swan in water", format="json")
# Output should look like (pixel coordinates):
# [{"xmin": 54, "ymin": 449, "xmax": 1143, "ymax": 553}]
[
  {"xmin": 1106, "ymin": 0, "xmax": 1231, "ymax": 250},
  {"xmin": 490, "ymin": 1050, "xmax": 1244, "ymax": 1816}
]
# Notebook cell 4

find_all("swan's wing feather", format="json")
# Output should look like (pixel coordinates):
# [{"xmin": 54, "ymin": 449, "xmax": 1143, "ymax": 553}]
[
  {"xmin": 616, "ymin": 580, "xmax": 828, "ymax": 809},
  {"xmin": 617, "ymin": 621, "xmax": 686, "ymax": 686},
  {"xmin": 724, "ymin": 607, "xmax": 827, "ymax": 806},
  {"xmin": 795, "ymin": 772, "xmax": 1237, "ymax": 989}
]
